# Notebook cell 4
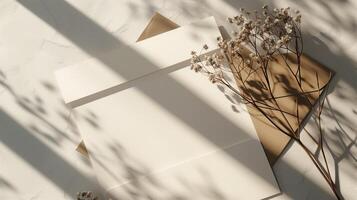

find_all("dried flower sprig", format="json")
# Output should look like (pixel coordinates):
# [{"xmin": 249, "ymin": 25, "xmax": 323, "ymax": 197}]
[
  {"xmin": 191, "ymin": 5, "xmax": 342, "ymax": 200},
  {"xmin": 77, "ymin": 191, "xmax": 98, "ymax": 200}
]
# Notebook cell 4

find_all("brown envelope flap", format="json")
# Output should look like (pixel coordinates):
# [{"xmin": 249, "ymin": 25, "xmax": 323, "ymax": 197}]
[
  {"xmin": 137, "ymin": 12, "xmax": 179, "ymax": 42},
  {"xmin": 233, "ymin": 47, "xmax": 333, "ymax": 164}
]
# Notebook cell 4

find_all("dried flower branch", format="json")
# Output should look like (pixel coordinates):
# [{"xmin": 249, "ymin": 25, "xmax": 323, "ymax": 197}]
[
  {"xmin": 77, "ymin": 191, "xmax": 98, "ymax": 200},
  {"xmin": 191, "ymin": 5, "xmax": 342, "ymax": 200}
]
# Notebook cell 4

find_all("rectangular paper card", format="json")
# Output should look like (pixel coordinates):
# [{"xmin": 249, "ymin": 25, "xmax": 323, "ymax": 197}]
[
  {"xmin": 55, "ymin": 17, "xmax": 220, "ymax": 108},
  {"xmin": 75, "ymin": 12, "xmax": 180, "ymax": 159},
  {"xmin": 74, "ymin": 65, "xmax": 279, "ymax": 199},
  {"xmin": 56, "ymin": 16, "xmax": 280, "ymax": 199}
]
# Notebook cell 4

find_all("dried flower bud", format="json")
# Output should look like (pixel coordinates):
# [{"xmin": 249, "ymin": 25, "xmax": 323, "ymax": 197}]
[
  {"xmin": 191, "ymin": 63, "xmax": 202, "ymax": 72},
  {"xmin": 203, "ymin": 44, "xmax": 209, "ymax": 50},
  {"xmin": 77, "ymin": 191, "xmax": 98, "ymax": 200},
  {"xmin": 265, "ymin": 16, "xmax": 273, "ymax": 23},
  {"xmin": 281, "ymin": 35, "xmax": 291, "ymax": 43},
  {"xmin": 191, "ymin": 55, "xmax": 200, "ymax": 64},
  {"xmin": 283, "ymin": 8, "xmax": 289, "ymax": 15},
  {"xmin": 234, "ymin": 46, "xmax": 241, "ymax": 53},
  {"xmin": 212, "ymin": 63, "xmax": 220, "ymax": 69},
  {"xmin": 208, "ymin": 74, "xmax": 215, "ymax": 83},
  {"xmin": 285, "ymin": 24, "xmax": 293, "ymax": 33}
]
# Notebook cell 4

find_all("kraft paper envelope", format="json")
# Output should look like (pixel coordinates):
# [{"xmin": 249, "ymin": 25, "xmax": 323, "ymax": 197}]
[
  {"xmin": 234, "ymin": 48, "xmax": 333, "ymax": 164},
  {"xmin": 76, "ymin": 13, "xmax": 333, "ymax": 166},
  {"xmin": 57, "ymin": 15, "xmax": 280, "ymax": 199}
]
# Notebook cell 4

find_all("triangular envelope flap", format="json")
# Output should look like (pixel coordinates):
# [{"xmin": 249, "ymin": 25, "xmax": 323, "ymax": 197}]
[
  {"xmin": 136, "ymin": 12, "xmax": 179, "ymax": 42},
  {"xmin": 55, "ymin": 16, "xmax": 221, "ymax": 108}
]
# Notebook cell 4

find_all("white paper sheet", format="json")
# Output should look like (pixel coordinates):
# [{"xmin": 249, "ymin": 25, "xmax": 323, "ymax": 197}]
[
  {"xmin": 55, "ymin": 16, "xmax": 280, "ymax": 199},
  {"xmin": 55, "ymin": 17, "xmax": 221, "ymax": 107},
  {"xmin": 73, "ymin": 66, "xmax": 279, "ymax": 199}
]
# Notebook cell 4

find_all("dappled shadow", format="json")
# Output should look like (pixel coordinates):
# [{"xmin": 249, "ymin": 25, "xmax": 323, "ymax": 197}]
[
  {"xmin": 323, "ymin": 99, "xmax": 357, "ymax": 189},
  {"xmin": 0, "ymin": 69, "xmax": 101, "ymax": 146},
  {"xmin": 298, "ymin": 32, "xmax": 357, "ymax": 198},
  {"xmin": 2, "ymin": 0, "xmax": 354, "ymax": 199},
  {"xmin": 0, "ymin": 109, "xmax": 104, "ymax": 197},
  {"xmin": 14, "ymin": 0, "xmax": 280, "ymax": 191},
  {"xmin": 81, "ymin": 132, "xmax": 337, "ymax": 200},
  {"xmin": 0, "ymin": 176, "xmax": 17, "ymax": 192},
  {"xmin": 84, "ymin": 140, "xmax": 232, "ymax": 200}
]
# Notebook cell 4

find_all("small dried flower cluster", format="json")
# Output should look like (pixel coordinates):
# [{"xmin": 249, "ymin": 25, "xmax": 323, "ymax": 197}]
[
  {"xmin": 190, "ymin": 5, "xmax": 303, "ymax": 86},
  {"xmin": 77, "ymin": 191, "xmax": 98, "ymax": 200},
  {"xmin": 191, "ymin": 49, "xmax": 225, "ymax": 83},
  {"xmin": 228, "ymin": 6, "xmax": 302, "ymax": 57}
]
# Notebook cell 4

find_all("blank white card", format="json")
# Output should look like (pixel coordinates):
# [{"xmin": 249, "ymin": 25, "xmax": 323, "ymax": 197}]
[
  {"xmin": 55, "ymin": 16, "xmax": 280, "ymax": 199},
  {"xmin": 55, "ymin": 17, "xmax": 221, "ymax": 107}
]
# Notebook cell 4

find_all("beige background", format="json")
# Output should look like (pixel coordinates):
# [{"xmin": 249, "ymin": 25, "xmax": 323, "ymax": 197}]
[{"xmin": 0, "ymin": 0, "xmax": 356, "ymax": 199}]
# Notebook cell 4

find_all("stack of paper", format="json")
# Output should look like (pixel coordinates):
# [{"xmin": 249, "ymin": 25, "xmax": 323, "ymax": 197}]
[{"xmin": 56, "ymin": 16, "xmax": 279, "ymax": 199}]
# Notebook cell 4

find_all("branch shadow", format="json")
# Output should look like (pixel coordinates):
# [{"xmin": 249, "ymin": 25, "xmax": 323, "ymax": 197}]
[
  {"xmin": 0, "ymin": 176, "xmax": 17, "ymax": 192},
  {"xmin": 3, "ymin": 0, "xmax": 348, "ymax": 199},
  {"xmin": 0, "ymin": 109, "xmax": 104, "ymax": 198},
  {"xmin": 299, "ymin": 32, "xmax": 357, "ymax": 198}
]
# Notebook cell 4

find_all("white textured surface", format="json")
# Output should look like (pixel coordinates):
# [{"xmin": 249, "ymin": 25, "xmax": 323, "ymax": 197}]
[
  {"xmin": 55, "ymin": 17, "xmax": 221, "ymax": 107},
  {"xmin": 0, "ymin": 0, "xmax": 356, "ymax": 199}
]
